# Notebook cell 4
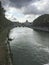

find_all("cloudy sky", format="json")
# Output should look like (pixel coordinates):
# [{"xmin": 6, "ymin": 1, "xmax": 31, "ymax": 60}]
[{"xmin": 1, "ymin": 0, "xmax": 49, "ymax": 22}]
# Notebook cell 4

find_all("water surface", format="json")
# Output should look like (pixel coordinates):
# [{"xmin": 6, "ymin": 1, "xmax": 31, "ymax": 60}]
[{"xmin": 9, "ymin": 27, "xmax": 49, "ymax": 65}]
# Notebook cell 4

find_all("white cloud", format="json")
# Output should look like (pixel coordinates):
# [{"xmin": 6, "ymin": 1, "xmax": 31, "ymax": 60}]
[
  {"xmin": 5, "ymin": 7, "xmax": 39, "ymax": 22},
  {"xmin": 44, "ymin": 63, "xmax": 49, "ymax": 65},
  {"xmin": 25, "ymin": 14, "xmax": 39, "ymax": 22},
  {"xmin": 1, "ymin": 0, "xmax": 49, "ymax": 22}
]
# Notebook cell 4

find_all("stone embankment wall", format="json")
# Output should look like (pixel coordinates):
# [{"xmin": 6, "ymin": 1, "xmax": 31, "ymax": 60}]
[{"xmin": 5, "ymin": 31, "xmax": 13, "ymax": 65}]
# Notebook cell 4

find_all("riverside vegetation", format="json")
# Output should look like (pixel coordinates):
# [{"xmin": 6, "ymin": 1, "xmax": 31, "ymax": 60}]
[
  {"xmin": 32, "ymin": 14, "xmax": 49, "ymax": 32},
  {"xmin": 0, "ymin": 1, "xmax": 13, "ymax": 65}
]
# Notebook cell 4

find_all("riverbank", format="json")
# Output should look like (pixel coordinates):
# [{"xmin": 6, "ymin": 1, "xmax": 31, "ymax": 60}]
[
  {"xmin": 6, "ymin": 38, "xmax": 13, "ymax": 65},
  {"xmin": 33, "ymin": 27, "xmax": 49, "ymax": 32},
  {"xmin": 0, "ymin": 27, "xmax": 13, "ymax": 65}
]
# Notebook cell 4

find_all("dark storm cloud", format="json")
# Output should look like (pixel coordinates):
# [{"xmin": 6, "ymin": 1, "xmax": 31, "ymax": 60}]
[
  {"xmin": 9, "ymin": 0, "xmax": 38, "ymax": 8},
  {"xmin": 1, "ymin": 0, "xmax": 49, "ymax": 18},
  {"xmin": 8, "ymin": 0, "xmax": 49, "ymax": 15},
  {"xmin": 1, "ymin": 0, "xmax": 45, "ymax": 15},
  {"xmin": 0, "ymin": 0, "xmax": 40, "ymax": 7}
]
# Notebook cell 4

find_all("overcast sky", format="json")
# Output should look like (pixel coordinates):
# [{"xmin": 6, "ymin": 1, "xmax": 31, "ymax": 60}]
[{"xmin": 0, "ymin": 0, "xmax": 49, "ymax": 22}]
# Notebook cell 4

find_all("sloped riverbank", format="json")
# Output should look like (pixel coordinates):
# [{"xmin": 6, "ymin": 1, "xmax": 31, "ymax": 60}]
[{"xmin": 33, "ymin": 27, "xmax": 49, "ymax": 32}]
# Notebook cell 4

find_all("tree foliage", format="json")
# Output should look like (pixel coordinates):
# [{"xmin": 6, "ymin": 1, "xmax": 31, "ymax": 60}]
[
  {"xmin": 0, "ymin": 1, "xmax": 13, "ymax": 32},
  {"xmin": 33, "ymin": 14, "xmax": 49, "ymax": 28}
]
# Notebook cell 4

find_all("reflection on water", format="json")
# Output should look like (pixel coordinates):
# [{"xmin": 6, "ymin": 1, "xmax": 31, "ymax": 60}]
[{"xmin": 9, "ymin": 27, "xmax": 49, "ymax": 65}]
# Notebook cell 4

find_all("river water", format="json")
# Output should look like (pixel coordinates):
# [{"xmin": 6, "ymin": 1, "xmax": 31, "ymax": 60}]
[{"xmin": 9, "ymin": 27, "xmax": 49, "ymax": 65}]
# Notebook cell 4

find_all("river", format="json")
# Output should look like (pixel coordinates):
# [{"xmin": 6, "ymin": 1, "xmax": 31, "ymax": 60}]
[{"xmin": 9, "ymin": 27, "xmax": 49, "ymax": 65}]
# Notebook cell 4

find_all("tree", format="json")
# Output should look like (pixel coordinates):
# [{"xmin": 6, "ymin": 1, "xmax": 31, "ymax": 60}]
[{"xmin": 0, "ymin": 1, "xmax": 5, "ymax": 18}]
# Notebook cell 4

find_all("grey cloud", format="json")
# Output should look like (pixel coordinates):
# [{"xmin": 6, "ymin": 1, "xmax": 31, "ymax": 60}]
[
  {"xmin": 7, "ymin": 0, "xmax": 49, "ymax": 15},
  {"xmin": 9, "ymin": 0, "xmax": 38, "ymax": 8},
  {"xmin": 23, "ymin": 0, "xmax": 49, "ymax": 15},
  {"xmin": 0, "ymin": 0, "xmax": 39, "ymax": 9},
  {"xmin": 23, "ymin": 7, "xmax": 44, "ymax": 15},
  {"xmin": 23, "ymin": 5, "xmax": 39, "ymax": 14},
  {"xmin": 23, "ymin": 7, "xmax": 48, "ymax": 15},
  {"xmin": 0, "ymin": 0, "xmax": 10, "ymax": 6},
  {"xmin": 1, "ymin": 0, "xmax": 49, "ymax": 16}
]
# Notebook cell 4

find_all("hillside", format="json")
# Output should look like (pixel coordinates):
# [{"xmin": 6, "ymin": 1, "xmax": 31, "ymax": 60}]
[{"xmin": 32, "ymin": 14, "xmax": 49, "ymax": 31}]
